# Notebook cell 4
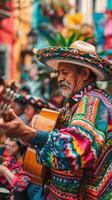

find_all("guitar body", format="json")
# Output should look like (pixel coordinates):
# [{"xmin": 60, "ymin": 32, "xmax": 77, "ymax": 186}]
[{"xmin": 23, "ymin": 108, "xmax": 59, "ymax": 185}]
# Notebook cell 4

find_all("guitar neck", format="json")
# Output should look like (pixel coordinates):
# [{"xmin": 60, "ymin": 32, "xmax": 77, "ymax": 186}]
[{"xmin": 0, "ymin": 83, "xmax": 16, "ymax": 114}]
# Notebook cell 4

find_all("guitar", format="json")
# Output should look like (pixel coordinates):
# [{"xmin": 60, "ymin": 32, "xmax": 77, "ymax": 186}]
[{"xmin": 23, "ymin": 108, "xmax": 59, "ymax": 185}]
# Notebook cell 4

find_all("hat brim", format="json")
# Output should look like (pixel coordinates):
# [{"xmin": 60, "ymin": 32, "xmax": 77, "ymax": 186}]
[
  {"xmin": 35, "ymin": 47, "xmax": 112, "ymax": 81},
  {"xmin": 46, "ymin": 59, "xmax": 104, "ymax": 81}
]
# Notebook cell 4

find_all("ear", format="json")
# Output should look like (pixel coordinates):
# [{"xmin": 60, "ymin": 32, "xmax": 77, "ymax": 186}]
[{"xmin": 82, "ymin": 68, "xmax": 90, "ymax": 80}]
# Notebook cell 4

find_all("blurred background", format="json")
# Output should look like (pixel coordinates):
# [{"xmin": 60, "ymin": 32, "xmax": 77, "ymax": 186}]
[{"xmin": 0, "ymin": 0, "xmax": 112, "ymax": 100}]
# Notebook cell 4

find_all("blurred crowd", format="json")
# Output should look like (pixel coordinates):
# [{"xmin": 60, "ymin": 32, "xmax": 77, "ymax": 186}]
[{"xmin": 0, "ymin": 76, "xmax": 64, "ymax": 200}]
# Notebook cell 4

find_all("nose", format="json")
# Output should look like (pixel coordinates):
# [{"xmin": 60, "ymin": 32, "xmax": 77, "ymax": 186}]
[{"xmin": 57, "ymin": 72, "xmax": 64, "ymax": 83}]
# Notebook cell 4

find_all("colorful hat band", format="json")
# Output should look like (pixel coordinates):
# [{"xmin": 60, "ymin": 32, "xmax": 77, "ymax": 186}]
[{"xmin": 35, "ymin": 47, "xmax": 112, "ymax": 81}]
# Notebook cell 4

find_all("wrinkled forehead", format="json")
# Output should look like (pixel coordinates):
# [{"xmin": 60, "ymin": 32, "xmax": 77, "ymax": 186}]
[{"xmin": 58, "ymin": 62, "xmax": 77, "ymax": 71}]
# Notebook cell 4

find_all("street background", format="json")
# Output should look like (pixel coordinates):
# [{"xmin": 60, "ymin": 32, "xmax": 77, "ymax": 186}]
[{"xmin": 0, "ymin": 0, "xmax": 112, "ymax": 99}]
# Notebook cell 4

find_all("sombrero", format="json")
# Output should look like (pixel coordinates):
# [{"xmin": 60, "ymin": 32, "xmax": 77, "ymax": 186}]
[{"xmin": 34, "ymin": 40, "xmax": 112, "ymax": 81}]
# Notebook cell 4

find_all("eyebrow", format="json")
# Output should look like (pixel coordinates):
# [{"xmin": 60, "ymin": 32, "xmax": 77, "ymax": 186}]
[{"xmin": 57, "ymin": 69, "xmax": 68, "ymax": 73}]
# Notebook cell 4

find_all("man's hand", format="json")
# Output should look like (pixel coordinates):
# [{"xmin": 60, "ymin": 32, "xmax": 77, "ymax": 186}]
[{"xmin": 0, "ymin": 109, "xmax": 36, "ymax": 142}]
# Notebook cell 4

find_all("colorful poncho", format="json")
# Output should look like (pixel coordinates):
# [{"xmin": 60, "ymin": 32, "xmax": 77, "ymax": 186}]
[{"xmin": 30, "ymin": 83, "xmax": 112, "ymax": 200}]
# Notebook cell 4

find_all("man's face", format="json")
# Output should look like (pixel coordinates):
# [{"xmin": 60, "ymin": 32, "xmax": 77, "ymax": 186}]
[
  {"xmin": 11, "ymin": 101, "xmax": 22, "ymax": 116},
  {"xmin": 5, "ymin": 137, "xmax": 19, "ymax": 156},
  {"xmin": 24, "ymin": 104, "xmax": 36, "ymax": 122},
  {"xmin": 57, "ymin": 62, "xmax": 82, "ymax": 98}
]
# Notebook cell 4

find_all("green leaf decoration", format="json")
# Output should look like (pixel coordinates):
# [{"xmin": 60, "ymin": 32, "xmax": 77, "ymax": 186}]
[
  {"xmin": 39, "ymin": 23, "xmax": 92, "ymax": 47},
  {"xmin": 83, "ymin": 36, "xmax": 92, "ymax": 42},
  {"xmin": 57, "ymin": 32, "xmax": 67, "ymax": 46},
  {"xmin": 75, "ymin": 33, "xmax": 83, "ymax": 40},
  {"xmin": 67, "ymin": 32, "xmax": 76, "ymax": 47}
]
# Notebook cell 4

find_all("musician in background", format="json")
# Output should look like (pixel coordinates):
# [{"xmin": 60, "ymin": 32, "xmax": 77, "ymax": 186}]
[
  {"xmin": 19, "ymin": 85, "xmax": 31, "ymax": 97},
  {"xmin": 0, "ymin": 41, "xmax": 112, "ymax": 200},
  {"xmin": 11, "ymin": 94, "xmax": 27, "ymax": 124},
  {"xmin": 0, "ymin": 137, "xmax": 30, "ymax": 200},
  {"xmin": 24, "ymin": 96, "xmax": 48, "ymax": 125}
]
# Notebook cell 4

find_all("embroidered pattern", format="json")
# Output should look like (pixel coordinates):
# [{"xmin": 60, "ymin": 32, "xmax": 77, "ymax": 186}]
[{"xmin": 34, "ymin": 83, "xmax": 112, "ymax": 200}]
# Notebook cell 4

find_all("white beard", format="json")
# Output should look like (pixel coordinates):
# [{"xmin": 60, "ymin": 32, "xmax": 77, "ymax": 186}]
[
  {"xmin": 58, "ymin": 80, "xmax": 74, "ymax": 98},
  {"xmin": 60, "ymin": 88, "xmax": 73, "ymax": 98}
]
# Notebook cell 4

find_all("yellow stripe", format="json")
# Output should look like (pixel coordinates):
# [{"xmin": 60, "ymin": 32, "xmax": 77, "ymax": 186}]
[{"xmin": 70, "ymin": 119, "xmax": 105, "ymax": 145}]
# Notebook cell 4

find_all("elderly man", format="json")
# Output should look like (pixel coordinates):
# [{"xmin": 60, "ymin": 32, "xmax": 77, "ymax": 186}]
[{"xmin": 0, "ymin": 41, "xmax": 112, "ymax": 200}]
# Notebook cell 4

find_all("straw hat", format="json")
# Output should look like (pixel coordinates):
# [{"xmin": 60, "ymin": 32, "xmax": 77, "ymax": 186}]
[{"xmin": 34, "ymin": 40, "xmax": 112, "ymax": 81}]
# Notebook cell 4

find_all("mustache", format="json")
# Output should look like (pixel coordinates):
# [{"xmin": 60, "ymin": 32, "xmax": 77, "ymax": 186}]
[{"xmin": 58, "ymin": 81, "xmax": 70, "ymax": 89}]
